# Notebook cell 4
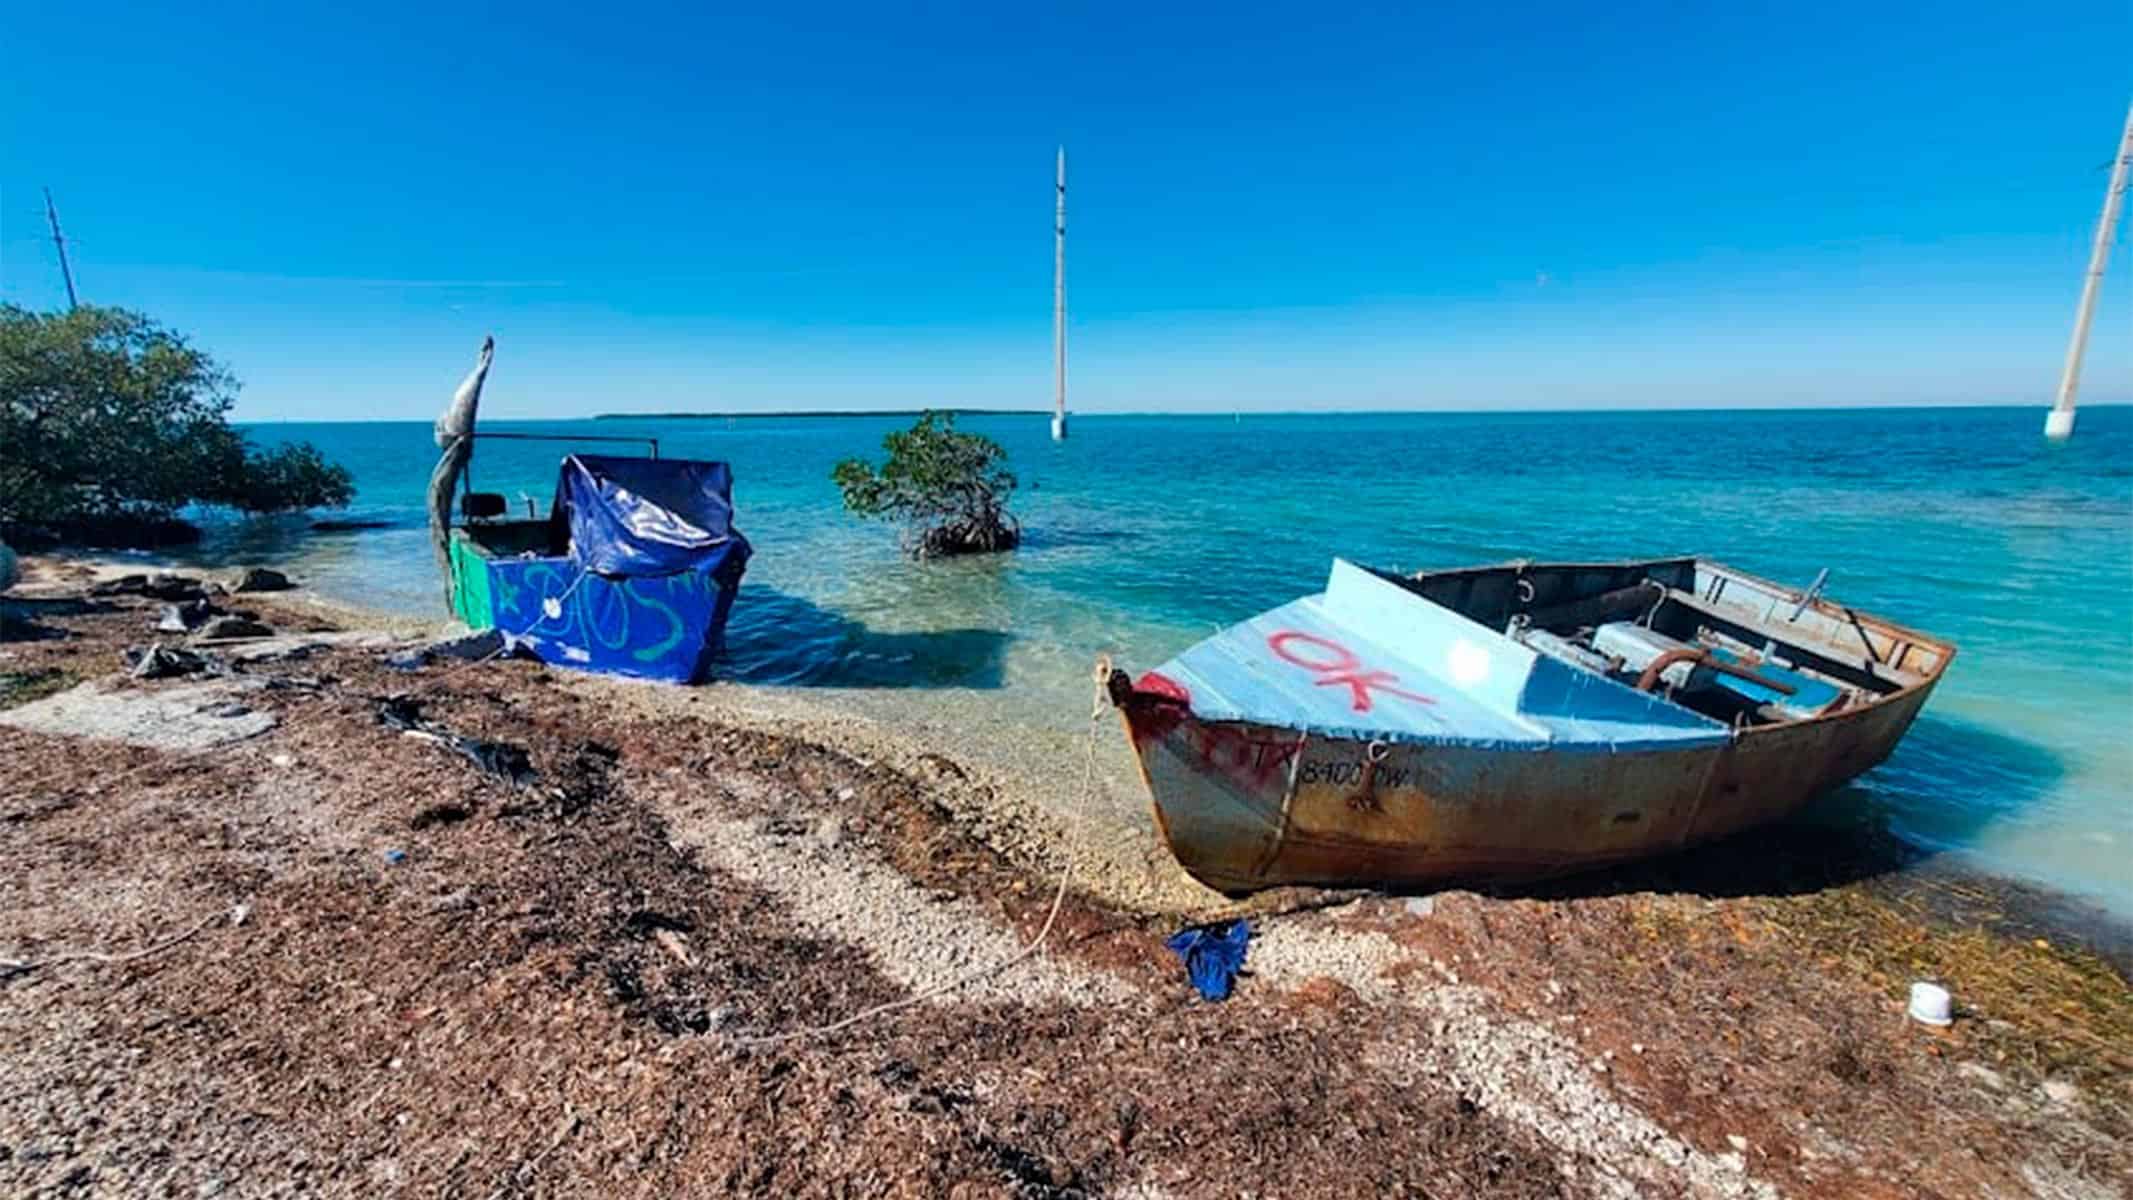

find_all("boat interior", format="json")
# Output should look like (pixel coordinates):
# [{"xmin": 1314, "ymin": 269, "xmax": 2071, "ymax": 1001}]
[
  {"xmin": 1375, "ymin": 559, "xmax": 1953, "ymax": 729},
  {"xmin": 454, "ymin": 491, "xmax": 565, "ymax": 559}
]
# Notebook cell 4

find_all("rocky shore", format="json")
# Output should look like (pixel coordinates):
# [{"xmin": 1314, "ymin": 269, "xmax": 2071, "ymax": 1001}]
[{"xmin": 2, "ymin": 556, "xmax": 2127, "ymax": 1198}]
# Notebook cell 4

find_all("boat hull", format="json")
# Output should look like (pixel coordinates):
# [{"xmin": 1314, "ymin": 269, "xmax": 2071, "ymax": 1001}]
[{"xmin": 1120, "ymin": 676, "xmax": 1940, "ymax": 894}]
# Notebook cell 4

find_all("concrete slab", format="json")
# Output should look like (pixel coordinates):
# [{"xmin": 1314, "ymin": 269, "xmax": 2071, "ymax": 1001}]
[{"xmin": 0, "ymin": 677, "xmax": 277, "ymax": 752}]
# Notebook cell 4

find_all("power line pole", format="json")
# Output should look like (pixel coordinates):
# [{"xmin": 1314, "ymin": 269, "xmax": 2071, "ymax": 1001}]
[
  {"xmin": 42, "ymin": 187, "xmax": 80, "ymax": 310},
  {"xmin": 1051, "ymin": 146, "xmax": 1068, "ymax": 442},
  {"xmin": 2045, "ymin": 99, "xmax": 2133, "ymax": 440}
]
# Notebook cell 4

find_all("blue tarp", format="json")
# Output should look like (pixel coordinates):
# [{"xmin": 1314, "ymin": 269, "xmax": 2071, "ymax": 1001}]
[
  {"xmin": 552, "ymin": 454, "xmax": 750, "ymax": 579},
  {"xmin": 1165, "ymin": 920, "xmax": 1251, "ymax": 1001}
]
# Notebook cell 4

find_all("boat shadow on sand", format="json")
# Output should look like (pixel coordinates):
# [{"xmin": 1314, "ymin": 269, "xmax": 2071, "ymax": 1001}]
[
  {"xmin": 1490, "ymin": 713, "xmax": 2069, "ymax": 906},
  {"xmin": 718, "ymin": 586, "xmax": 1014, "ymax": 690}
]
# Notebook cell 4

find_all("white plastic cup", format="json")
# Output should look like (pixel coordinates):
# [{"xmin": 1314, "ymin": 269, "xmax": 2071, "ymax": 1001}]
[{"xmin": 1908, "ymin": 981, "xmax": 1953, "ymax": 1026}]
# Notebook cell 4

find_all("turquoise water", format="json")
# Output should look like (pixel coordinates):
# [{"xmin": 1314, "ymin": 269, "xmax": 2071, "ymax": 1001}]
[{"xmin": 190, "ymin": 408, "xmax": 2131, "ymax": 915}]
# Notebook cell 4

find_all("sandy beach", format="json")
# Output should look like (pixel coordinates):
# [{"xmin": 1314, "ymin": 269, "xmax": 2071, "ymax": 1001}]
[{"xmin": 2, "ymin": 556, "xmax": 2129, "ymax": 1198}]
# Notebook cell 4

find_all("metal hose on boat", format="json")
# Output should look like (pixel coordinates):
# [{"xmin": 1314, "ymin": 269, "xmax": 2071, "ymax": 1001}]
[{"xmin": 1634, "ymin": 648, "xmax": 1797, "ymax": 696}]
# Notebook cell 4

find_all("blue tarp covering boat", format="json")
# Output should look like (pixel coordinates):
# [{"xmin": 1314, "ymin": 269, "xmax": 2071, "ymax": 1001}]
[
  {"xmin": 551, "ymin": 455, "xmax": 745, "ymax": 579},
  {"xmin": 1108, "ymin": 557, "xmax": 1954, "ymax": 894},
  {"xmin": 447, "ymin": 454, "xmax": 751, "ymax": 684}
]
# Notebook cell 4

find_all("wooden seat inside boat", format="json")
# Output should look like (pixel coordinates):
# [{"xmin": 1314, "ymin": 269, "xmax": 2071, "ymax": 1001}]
[
  {"xmin": 1590, "ymin": 620, "xmax": 1845, "ymax": 722},
  {"xmin": 1382, "ymin": 557, "xmax": 1952, "ymax": 730},
  {"xmin": 461, "ymin": 491, "xmax": 510, "ymax": 521},
  {"xmin": 454, "ymin": 516, "xmax": 562, "ymax": 560}
]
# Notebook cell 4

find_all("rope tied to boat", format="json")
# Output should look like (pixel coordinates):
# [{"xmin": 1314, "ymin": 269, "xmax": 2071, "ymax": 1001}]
[
  {"xmin": 540, "ymin": 567, "xmax": 592, "ymax": 621},
  {"xmin": 1348, "ymin": 738, "xmax": 1391, "ymax": 812}
]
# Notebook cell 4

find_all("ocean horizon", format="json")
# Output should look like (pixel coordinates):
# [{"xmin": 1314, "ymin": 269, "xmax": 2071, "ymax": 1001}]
[{"xmin": 232, "ymin": 400, "xmax": 2133, "ymax": 425}]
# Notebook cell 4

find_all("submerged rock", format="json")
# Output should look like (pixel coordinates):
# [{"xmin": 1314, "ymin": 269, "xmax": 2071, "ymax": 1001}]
[
  {"xmin": 93, "ymin": 573, "xmax": 208, "ymax": 603},
  {"xmin": 0, "ymin": 540, "xmax": 17, "ymax": 594},
  {"xmin": 230, "ymin": 567, "xmax": 294, "ymax": 593},
  {"xmin": 155, "ymin": 598, "xmax": 233, "ymax": 633},
  {"xmin": 123, "ymin": 643, "xmax": 222, "ymax": 680},
  {"xmin": 383, "ymin": 629, "xmax": 506, "ymax": 671},
  {"xmin": 193, "ymin": 615, "xmax": 274, "ymax": 641}
]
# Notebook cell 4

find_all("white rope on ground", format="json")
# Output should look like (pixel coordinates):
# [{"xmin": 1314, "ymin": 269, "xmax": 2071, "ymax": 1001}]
[
  {"xmin": 0, "ymin": 902, "xmax": 248, "ymax": 979},
  {"xmin": 729, "ymin": 655, "xmax": 1112, "ymax": 1048}
]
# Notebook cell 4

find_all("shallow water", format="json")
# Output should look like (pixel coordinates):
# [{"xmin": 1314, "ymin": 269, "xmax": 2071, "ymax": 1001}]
[{"xmin": 179, "ymin": 407, "xmax": 2132, "ymax": 916}]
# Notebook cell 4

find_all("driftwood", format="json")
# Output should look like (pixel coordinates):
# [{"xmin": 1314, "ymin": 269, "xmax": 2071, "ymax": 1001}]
[{"xmin": 428, "ymin": 337, "xmax": 495, "ymax": 609}]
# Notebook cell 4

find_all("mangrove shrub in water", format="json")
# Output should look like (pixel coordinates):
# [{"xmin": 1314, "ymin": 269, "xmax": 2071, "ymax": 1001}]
[
  {"xmin": 831, "ymin": 411, "xmax": 1021, "ymax": 557},
  {"xmin": 0, "ymin": 304, "xmax": 354, "ymax": 546}
]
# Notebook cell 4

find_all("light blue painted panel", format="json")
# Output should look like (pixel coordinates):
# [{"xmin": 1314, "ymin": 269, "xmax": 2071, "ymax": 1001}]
[
  {"xmin": 1150, "ymin": 558, "xmax": 1730, "ymax": 752},
  {"xmin": 1158, "ymin": 593, "xmax": 1537, "ymax": 748},
  {"xmin": 1320, "ymin": 558, "xmax": 1537, "ymax": 717}
]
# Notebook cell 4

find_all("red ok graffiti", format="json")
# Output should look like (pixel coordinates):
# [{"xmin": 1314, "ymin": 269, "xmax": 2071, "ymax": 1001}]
[{"xmin": 1267, "ymin": 630, "xmax": 1436, "ymax": 713}]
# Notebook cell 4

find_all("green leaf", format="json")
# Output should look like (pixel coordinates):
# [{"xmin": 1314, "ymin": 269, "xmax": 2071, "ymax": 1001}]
[{"xmin": 0, "ymin": 304, "xmax": 353, "ymax": 533}]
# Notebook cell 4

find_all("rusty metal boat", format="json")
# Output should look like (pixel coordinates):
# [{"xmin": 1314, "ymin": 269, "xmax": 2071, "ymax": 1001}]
[{"xmin": 1106, "ymin": 558, "xmax": 1954, "ymax": 895}]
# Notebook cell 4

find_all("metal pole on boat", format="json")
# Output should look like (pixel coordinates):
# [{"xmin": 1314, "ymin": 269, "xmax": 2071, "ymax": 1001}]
[
  {"xmin": 42, "ymin": 188, "xmax": 79, "ymax": 310},
  {"xmin": 1051, "ymin": 145, "xmax": 1069, "ymax": 442},
  {"xmin": 2045, "ymin": 99, "xmax": 2133, "ymax": 441}
]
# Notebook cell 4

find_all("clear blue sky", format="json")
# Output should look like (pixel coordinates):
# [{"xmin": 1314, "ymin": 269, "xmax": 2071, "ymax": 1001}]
[{"xmin": 4, "ymin": 1, "xmax": 2129, "ymax": 420}]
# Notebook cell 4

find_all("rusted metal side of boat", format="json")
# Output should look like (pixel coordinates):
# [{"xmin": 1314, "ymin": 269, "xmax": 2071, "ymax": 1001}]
[{"xmin": 1110, "ymin": 557, "xmax": 1954, "ymax": 895}]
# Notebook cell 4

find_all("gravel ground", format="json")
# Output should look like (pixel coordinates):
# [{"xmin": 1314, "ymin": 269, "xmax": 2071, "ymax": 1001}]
[{"xmin": 2, "ymin": 560, "xmax": 2127, "ymax": 1199}]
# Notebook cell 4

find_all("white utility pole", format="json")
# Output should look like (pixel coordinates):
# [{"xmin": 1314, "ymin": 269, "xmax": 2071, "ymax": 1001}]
[
  {"xmin": 2046, "ymin": 99, "xmax": 2133, "ymax": 440},
  {"xmin": 1051, "ymin": 146, "xmax": 1068, "ymax": 441}
]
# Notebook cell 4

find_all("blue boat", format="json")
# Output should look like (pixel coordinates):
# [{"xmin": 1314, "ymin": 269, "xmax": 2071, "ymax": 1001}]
[
  {"xmin": 1107, "ymin": 558, "xmax": 1954, "ymax": 894},
  {"xmin": 444, "ymin": 454, "xmax": 751, "ymax": 683},
  {"xmin": 422, "ymin": 339, "xmax": 750, "ymax": 684}
]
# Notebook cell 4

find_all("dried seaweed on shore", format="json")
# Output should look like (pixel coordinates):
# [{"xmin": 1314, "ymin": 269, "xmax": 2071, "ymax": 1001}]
[{"xmin": 0, "ymin": 570, "xmax": 2127, "ymax": 1199}]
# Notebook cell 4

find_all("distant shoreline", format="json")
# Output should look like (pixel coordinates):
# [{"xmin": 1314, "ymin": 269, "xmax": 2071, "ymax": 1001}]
[
  {"xmin": 227, "ymin": 402, "xmax": 2133, "ymax": 427},
  {"xmin": 591, "ymin": 408, "xmax": 1048, "ymax": 421}
]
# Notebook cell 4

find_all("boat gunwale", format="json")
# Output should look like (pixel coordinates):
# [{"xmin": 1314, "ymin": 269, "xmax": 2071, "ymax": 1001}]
[
  {"xmin": 1119, "ymin": 555, "xmax": 1958, "ymax": 754},
  {"xmin": 1114, "ymin": 555, "xmax": 1959, "ymax": 893},
  {"xmin": 1402, "ymin": 554, "xmax": 1958, "ymax": 697}
]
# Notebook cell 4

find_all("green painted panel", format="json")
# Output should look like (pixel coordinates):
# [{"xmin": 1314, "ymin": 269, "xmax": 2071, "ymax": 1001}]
[{"xmin": 448, "ymin": 533, "xmax": 496, "ymax": 629}]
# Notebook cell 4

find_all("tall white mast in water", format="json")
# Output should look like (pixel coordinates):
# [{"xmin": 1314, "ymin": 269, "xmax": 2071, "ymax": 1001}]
[
  {"xmin": 2046, "ymin": 100, "xmax": 2133, "ymax": 440},
  {"xmin": 1051, "ymin": 146, "xmax": 1068, "ymax": 441}
]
